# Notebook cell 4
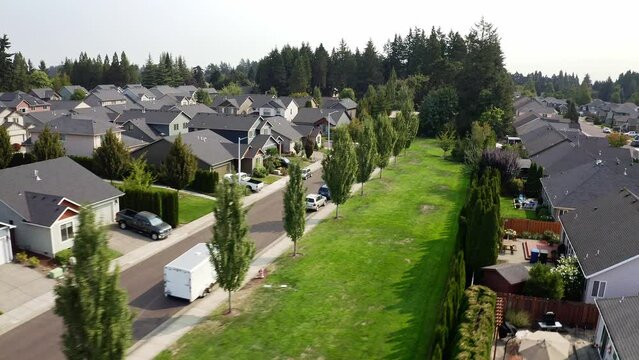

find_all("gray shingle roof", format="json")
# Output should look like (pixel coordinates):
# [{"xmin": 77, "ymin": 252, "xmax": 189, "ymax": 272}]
[
  {"xmin": 137, "ymin": 130, "xmax": 235, "ymax": 167},
  {"xmin": 33, "ymin": 115, "xmax": 122, "ymax": 136},
  {"xmin": 189, "ymin": 113, "xmax": 261, "ymax": 132},
  {"xmin": 519, "ymin": 125, "xmax": 569, "ymax": 156},
  {"xmin": 596, "ymin": 296, "xmax": 639, "ymax": 358},
  {"xmin": 90, "ymin": 89, "xmax": 127, "ymax": 102},
  {"xmin": 49, "ymin": 100, "xmax": 87, "ymax": 111},
  {"xmin": 116, "ymin": 109, "xmax": 183, "ymax": 125},
  {"xmin": 120, "ymin": 118, "xmax": 161, "ymax": 142},
  {"xmin": 24, "ymin": 111, "xmax": 71, "ymax": 127},
  {"xmin": 267, "ymin": 116, "xmax": 304, "ymax": 141},
  {"xmin": 0, "ymin": 157, "xmax": 123, "ymax": 226},
  {"xmin": 211, "ymin": 95, "xmax": 253, "ymax": 108},
  {"xmin": 0, "ymin": 91, "xmax": 50, "ymax": 108},
  {"xmin": 174, "ymin": 103, "xmax": 216, "ymax": 119},
  {"xmin": 561, "ymin": 188, "xmax": 639, "ymax": 277},
  {"xmin": 293, "ymin": 108, "xmax": 341, "ymax": 125},
  {"xmin": 482, "ymin": 263, "xmax": 529, "ymax": 284},
  {"xmin": 30, "ymin": 88, "xmax": 59, "ymax": 100},
  {"xmin": 60, "ymin": 85, "xmax": 87, "ymax": 95}
]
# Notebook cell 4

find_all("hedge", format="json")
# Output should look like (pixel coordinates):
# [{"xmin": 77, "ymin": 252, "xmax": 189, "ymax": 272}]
[
  {"xmin": 118, "ymin": 187, "xmax": 179, "ymax": 228},
  {"xmin": 189, "ymin": 169, "xmax": 218, "ymax": 194},
  {"xmin": 69, "ymin": 155, "xmax": 100, "ymax": 176},
  {"xmin": 452, "ymin": 285, "xmax": 497, "ymax": 360}
]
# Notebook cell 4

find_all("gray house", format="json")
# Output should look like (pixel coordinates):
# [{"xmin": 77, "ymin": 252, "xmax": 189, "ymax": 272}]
[
  {"xmin": 116, "ymin": 109, "xmax": 190, "ymax": 137},
  {"xmin": 29, "ymin": 88, "xmax": 61, "ymax": 101},
  {"xmin": 292, "ymin": 108, "xmax": 350, "ymax": 135},
  {"xmin": 59, "ymin": 85, "xmax": 88, "ymax": 101},
  {"xmin": 594, "ymin": 296, "xmax": 639, "ymax": 360},
  {"xmin": 0, "ymin": 157, "xmax": 123, "ymax": 257}
]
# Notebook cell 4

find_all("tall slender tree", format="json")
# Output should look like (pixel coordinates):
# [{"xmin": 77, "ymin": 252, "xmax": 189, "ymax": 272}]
[
  {"xmin": 33, "ymin": 126, "xmax": 65, "ymax": 161},
  {"xmin": 93, "ymin": 128, "xmax": 130, "ymax": 182},
  {"xmin": 0, "ymin": 126, "xmax": 12, "ymax": 169},
  {"xmin": 54, "ymin": 208, "xmax": 132, "ymax": 360},
  {"xmin": 391, "ymin": 112, "xmax": 408, "ymax": 164},
  {"xmin": 374, "ymin": 114, "xmax": 397, "ymax": 178},
  {"xmin": 163, "ymin": 134, "xmax": 197, "ymax": 193},
  {"xmin": 283, "ymin": 161, "xmax": 306, "ymax": 256},
  {"xmin": 321, "ymin": 126, "xmax": 357, "ymax": 218},
  {"xmin": 207, "ymin": 180, "xmax": 255, "ymax": 313},
  {"xmin": 355, "ymin": 118, "xmax": 377, "ymax": 195},
  {"xmin": 0, "ymin": 34, "xmax": 13, "ymax": 91}
]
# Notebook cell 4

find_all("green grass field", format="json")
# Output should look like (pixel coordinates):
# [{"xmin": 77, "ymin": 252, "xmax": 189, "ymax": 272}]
[
  {"xmin": 178, "ymin": 193, "xmax": 215, "ymax": 224},
  {"xmin": 500, "ymin": 196, "xmax": 540, "ymax": 220},
  {"xmin": 157, "ymin": 139, "xmax": 468, "ymax": 359}
]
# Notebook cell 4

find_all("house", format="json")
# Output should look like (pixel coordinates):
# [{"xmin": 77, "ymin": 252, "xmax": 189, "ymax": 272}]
[
  {"xmin": 189, "ymin": 113, "xmax": 268, "ymax": 144},
  {"xmin": 0, "ymin": 222, "xmax": 16, "ymax": 265},
  {"xmin": 84, "ymin": 89, "xmax": 128, "ymax": 107},
  {"xmin": 118, "ymin": 118, "xmax": 162, "ymax": 144},
  {"xmin": 594, "ymin": 296, "xmax": 639, "ymax": 359},
  {"xmin": 122, "ymin": 84, "xmax": 156, "ymax": 102},
  {"xmin": 29, "ymin": 88, "xmax": 61, "ymax": 101},
  {"xmin": 30, "ymin": 115, "xmax": 124, "ymax": 157},
  {"xmin": 248, "ymin": 95, "xmax": 287, "ymax": 118},
  {"xmin": 292, "ymin": 108, "xmax": 350, "ymax": 135},
  {"xmin": 1, "ymin": 121, "xmax": 29, "ymax": 147},
  {"xmin": 58, "ymin": 85, "xmax": 88, "ymax": 101},
  {"xmin": 116, "ymin": 109, "xmax": 190, "ymax": 137},
  {"xmin": 148, "ymin": 86, "xmax": 197, "ymax": 104},
  {"xmin": 266, "ymin": 116, "xmax": 306, "ymax": 153},
  {"xmin": 132, "ymin": 130, "xmax": 238, "ymax": 176},
  {"xmin": 49, "ymin": 100, "xmax": 90, "ymax": 112},
  {"xmin": 0, "ymin": 91, "xmax": 51, "ymax": 113},
  {"xmin": 278, "ymin": 96, "xmax": 301, "ymax": 120},
  {"xmin": 171, "ymin": 103, "xmax": 217, "ymax": 119},
  {"xmin": 320, "ymin": 97, "xmax": 358, "ymax": 119},
  {"xmin": 91, "ymin": 84, "xmax": 121, "ymax": 92},
  {"xmin": 0, "ymin": 157, "xmax": 123, "ymax": 257},
  {"xmin": 560, "ymin": 188, "xmax": 639, "ymax": 304},
  {"xmin": 480, "ymin": 263, "xmax": 529, "ymax": 294},
  {"xmin": 211, "ymin": 95, "xmax": 253, "ymax": 115}
]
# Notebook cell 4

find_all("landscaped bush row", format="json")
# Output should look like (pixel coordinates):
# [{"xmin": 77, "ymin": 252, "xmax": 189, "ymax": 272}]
[
  {"xmin": 452, "ymin": 285, "xmax": 497, "ymax": 360},
  {"xmin": 118, "ymin": 187, "xmax": 179, "ymax": 228},
  {"xmin": 520, "ymin": 230, "xmax": 560, "ymax": 244},
  {"xmin": 189, "ymin": 169, "xmax": 219, "ymax": 194}
]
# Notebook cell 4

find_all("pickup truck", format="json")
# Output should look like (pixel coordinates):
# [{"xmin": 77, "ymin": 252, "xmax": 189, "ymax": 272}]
[
  {"xmin": 223, "ymin": 172, "xmax": 264, "ymax": 192},
  {"xmin": 116, "ymin": 209, "xmax": 172, "ymax": 240}
]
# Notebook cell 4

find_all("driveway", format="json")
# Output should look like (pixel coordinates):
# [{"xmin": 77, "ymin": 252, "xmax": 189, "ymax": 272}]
[
  {"xmin": 579, "ymin": 119, "xmax": 607, "ymax": 138},
  {"xmin": 108, "ymin": 225, "xmax": 155, "ymax": 255},
  {"xmin": 0, "ymin": 264, "xmax": 56, "ymax": 314}
]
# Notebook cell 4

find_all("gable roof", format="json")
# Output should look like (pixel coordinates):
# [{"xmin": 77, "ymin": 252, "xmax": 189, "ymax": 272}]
[
  {"xmin": 23, "ymin": 110, "xmax": 71, "ymax": 127},
  {"xmin": 49, "ymin": 100, "xmax": 88, "ymax": 111},
  {"xmin": 89, "ymin": 89, "xmax": 127, "ymax": 102},
  {"xmin": 0, "ymin": 91, "xmax": 50, "ymax": 108},
  {"xmin": 0, "ymin": 157, "xmax": 123, "ymax": 226},
  {"xmin": 518, "ymin": 125, "xmax": 569, "ymax": 156},
  {"xmin": 595, "ymin": 296, "xmax": 639, "ymax": 358},
  {"xmin": 59, "ymin": 85, "xmax": 87, "ymax": 95},
  {"xmin": 189, "ymin": 113, "xmax": 262, "ymax": 132},
  {"xmin": 482, "ymin": 263, "xmax": 529, "ymax": 284},
  {"xmin": 30, "ymin": 88, "xmax": 59, "ymax": 100},
  {"xmin": 32, "ymin": 115, "xmax": 123, "ymax": 136},
  {"xmin": 135, "ymin": 130, "xmax": 235, "ymax": 167},
  {"xmin": 268, "ymin": 116, "xmax": 304, "ymax": 141},
  {"xmin": 211, "ymin": 95, "xmax": 253, "ymax": 108},
  {"xmin": 173, "ymin": 103, "xmax": 216, "ymax": 119},
  {"xmin": 120, "ymin": 118, "xmax": 161, "ymax": 142},
  {"xmin": 115, "ymin": 109, "xmax": 183, "ymax": 125},
  {"xmin": 293, "ymin": 108, "xmax": 344, "ymax": 125}
]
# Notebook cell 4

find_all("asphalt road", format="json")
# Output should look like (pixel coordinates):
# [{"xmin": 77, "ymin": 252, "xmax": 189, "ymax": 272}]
[{"xmin": 0, "ymin": 172, "xmax": 325, "ymax": 360}]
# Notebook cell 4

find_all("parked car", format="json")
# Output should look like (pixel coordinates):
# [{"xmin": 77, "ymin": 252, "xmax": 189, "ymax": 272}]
[
  {"xmin": 223, "ymin": 172, "xmax": 264, "ymax": 192},
  {"xmin": 624, "ymin": 131, "xmax": 638, "ymax": 137},
  {"xmin": 116, "ymin": 209, "xmax": 172, "ymax": 240},
  {"xmin": 631, "ymin": 140, "xmax": 639, "ymax": 147},
  {"xmin": 318, "ymin": 184, "xmax": 331, "ymax": 200},
  {"xmin": 278, "ymin": 157, "xmax": 291, "ymax": 168},
  {"xmin": 306, "ymin": 194, "xmax": 326, "ymax": 211},
  {"xmin": 603, "ymin": 127, "xmax": 611, "ymax": 133},
  {"xmin": 301, "ymin": 168, "xmax": 312, "ymax": 180}
]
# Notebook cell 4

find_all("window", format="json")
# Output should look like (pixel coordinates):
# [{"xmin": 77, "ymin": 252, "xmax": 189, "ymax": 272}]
[
  {"xmin": 173, "ymin": 124, "xmax": 179, "ymax": 131},
  {"xmin": 60, "ymin": 134, "xmax": 66, "ymax": 142},
  {"xmin": 60, "ymin": 222, "xmax": 74, "ymax": 241},
  {"xmin": 591, "ymin": 280, "xmax": 606, "ymax": 298},
  {"xmin": 183, "ymin": 122, "xmax": 188, "ymax": 129}
]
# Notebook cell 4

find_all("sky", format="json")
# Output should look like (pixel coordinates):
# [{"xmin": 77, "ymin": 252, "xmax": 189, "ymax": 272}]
[{"xmin": 2, "ymin": 0, "xmax": 638, "ymax": 82}]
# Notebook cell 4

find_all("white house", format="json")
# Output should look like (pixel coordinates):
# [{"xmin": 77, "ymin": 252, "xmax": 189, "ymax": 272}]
[
  {"xmin": 0, "ymin": 157, "xmax": 123, "ymax": 257},
  {"xmin": 0, "ymin": 222, "xmax": 15, "ymax": 265},
  {"xmin": 594, "ymin": 296, "xmax": 639, "ymax": 359}
]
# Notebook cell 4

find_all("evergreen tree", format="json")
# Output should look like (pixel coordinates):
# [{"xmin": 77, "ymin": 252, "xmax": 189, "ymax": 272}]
[
  {"xmin": 0, "ymin": 126, "xmax": 12, "ymax": 169},
  {"xmin": 195, "ymin": 89, "xmax": 212, "ymax": 105},
  {"xmin": 163, "ymin": 134, "xmax": 197, "ymax": 193},
  {"xmin": 419, "ymin": 86, "xmax": 459, "ymax": 136},
  {"xmin": 141, "ymin": 55, "xmax": 157, "ymax": 88},
  {"xmin": 311, "ymin": 44, "xmax": 329, "ymax": 92},
  {"xmin": 283, "ymin": 161, "xmax": 306, "ymax": 256},
  {"xmin": 403, "ymin": 104, "xmax": 419, "ymax": 151},
  {"xmin": 321, "ymin": 126, "xmax": 357, "ymax": 218},
  {"xmin": 94, "ymin": 129, "xmax": 130, "ymax": 182},
  {"xmin": 355, "ymin": 118, "xmax": 377, "ymax": 195},
  {"xmin": 54, "ymin": 208, "xmax": 132, "ymax": 360},
  {"xmin": 312, "ymin": 86, "xmax": 322, "ymax": 106},
  {"xmin": 289, "ymin": 56, "xmax": 310, "ymax": 94},
  {"xmin": 38, "ymin": 60, "xmax": 46, "ymax": 71},
  {"xmin": 207, "ymin": 180, "xmax": 255, "ymax": 313},
  {"xmin": 122, "ymin": 156, "xmax": 155, "ymax": 190},
  {"xmin": 71, "ymin": 88, "xmax": 87, "ymax": 100},
  {"xmin": 374, "ymin": 114, "xmax": 397, "ymax": 178},
  {"xmin": 0, "ymin": 34, "xmax": 13, "ymax": 91},
  {"xmin": 33, "ymin": 126, "xmax": 65, "ymax": 161},
  {"xmin": 10, "ymin": 52, "xmax": 30, "ymax": 91},
  {"xmin": 339, "ymin": 87, "xmax": 355, "ymax": 100},
  {"xmin": 564, "ymin": 100, "xmax": 579, "ymax": 123}
]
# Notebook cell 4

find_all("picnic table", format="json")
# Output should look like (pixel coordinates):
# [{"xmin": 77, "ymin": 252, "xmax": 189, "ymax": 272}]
[{"xmin": 501, "ymin": 239, "xmax": 518, "ymax": 254}]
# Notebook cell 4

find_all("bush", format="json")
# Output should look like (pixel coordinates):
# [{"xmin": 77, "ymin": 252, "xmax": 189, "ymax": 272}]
[
  {"xmin": 119, "ymin": 187, "xmax": 179, "ymax": 228},
  {"xmin": 69, "ymin": 155, "xmax": 99, "ymax": 176},
  {"xmin": 607, "ymin": 132, "xmax": 630, "ymax": 147},
  {"xmin": 521, "ymin": 231, "xmax": 543, "ymax": 240},
  {"xmin": 252, "ymin": 165, "xmax": 268, "ymax": 178},
  {"xmin": 28, "ymin": 256, "xmax": 40, "ymax": 268},
  {"xmin": 8, "ymin": 152, "xmax": 36, "ymax": 168},
  {"xmin": 265, "ymin": 148, "xmax": 279, "ymax": 157},
  {"xmin": 189, "ymin": 169, "xmax": 218, "ymax": 194},
  {"xmin": 505, "ymin": 309, "xmax": 531, "ymax": 328},
  {"xmin": 524, "ymin": 264, "xmax": 564, "ymax": 299},
  {"xmin": 55, "ymin": 248, "xmax": 73, "ymax": 266},
  {"xmin": 555, "ymin": 256, "xmax": 586, "ymax": 301},
  {"xmin": 508, "ymin": 178, "xmax": 524, "ymax": 196},
  {"xmin": 16, "ymin": 251, "xmax": 28, "ymax": 264},
  {"xmin": 543, "ymin": 230, "xmax": 560, "ymax": 245},
  {"xmin": 452, "ymin": 285, "xmax": 497, "ymax": 359}
]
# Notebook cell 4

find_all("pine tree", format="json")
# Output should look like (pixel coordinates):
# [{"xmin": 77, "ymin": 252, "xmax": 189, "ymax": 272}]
[
  {"xmin": 93, "ymin": 129, "xmax": 130, "ymax": 182},
  {"xmin": 564, "ymin": 100, "xmax": 579, "ymax": 123},
  {"xmin": 312, "ymin": 86, "xmax": 322, "ymax": 106},
  {"xmin": 0, "ymin": 126, "xmax": 12, "ymax": 169},
  {"xmin": 374, "ymin": 114, "xmax": 397, "ymax": 178},
  {"xmin": 321, "ymin": 126, "xmax": 357, "ymax": 218},
  {"xmin": 207, "ymin": 180, "xmax": 255, "ymax": 314},
  {"xmin": 283, "ymin": 161, "xmax": 306, "ymax": 256},
  {"xmin": 355, "ymin": 118, "xmax": 377, "ymax": 195},
  {"xmin": 0, "ymin": 34, "xmax": 13, "ymax": 91},
  {"xmin": 33, "ymin": 126, "xmax": 65, "ymax": 161},
  {"xmin": 162, "ymin": 134, "xmax": 197, "ymax": 193},
  {"xmin": 195, "ymin": 89, "xmax": 212, "ymax": 105},
  {"xmin": 403, "ymin": 105, "xmax": 419, "ymax": 152},
  {"xmin": 141, "ymin": 55, "xmax": 157, "ymax": 88},
  {"xmin": 54, "ymin": 208, "xmax": 132, "ymax": 360},
  {"xmin": 11, "ymin": 52, "xmax": 30, "ymax": 91}
]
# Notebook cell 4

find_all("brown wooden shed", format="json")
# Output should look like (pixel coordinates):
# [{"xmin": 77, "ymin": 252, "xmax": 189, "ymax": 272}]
[{"xmin": 481, "ymin": 263, "xmax": 529, "ymax": 294}]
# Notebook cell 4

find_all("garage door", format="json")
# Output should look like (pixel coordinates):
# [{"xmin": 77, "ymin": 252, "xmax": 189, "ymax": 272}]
[
  {"xmin": 92, "ymin": 201, "xmax": 115, "ymax": 225},
  {"xmin": 0, "ymin": 236, "xmax": 12, "ymax": 265}
]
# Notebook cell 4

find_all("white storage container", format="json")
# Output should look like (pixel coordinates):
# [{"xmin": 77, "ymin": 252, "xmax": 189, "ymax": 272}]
[{"xmin": 164, "ymin": 243, "xmax": 217, "ymax": 302}]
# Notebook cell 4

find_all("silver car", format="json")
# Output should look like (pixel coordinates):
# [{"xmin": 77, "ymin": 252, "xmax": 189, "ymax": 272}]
[
  {"xmin": 305, "ymin": 194, "xmax": 326, "ymax": 211},
  {"xmin": 301, "ymin": 168, "xmax": 312, "ymax": 180}
]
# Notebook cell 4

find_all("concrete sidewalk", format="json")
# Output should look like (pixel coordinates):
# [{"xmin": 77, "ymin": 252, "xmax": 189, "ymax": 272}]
[
  {"xmin": 0, "ymin": 156, "xmax": 323, "ymax": 337},
  {"xmin": 127, "ymin": 162, "xmax": 381, "ymax": 360}
]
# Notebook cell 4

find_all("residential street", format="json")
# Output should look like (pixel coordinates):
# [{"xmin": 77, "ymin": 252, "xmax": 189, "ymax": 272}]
[{"xmin": 0, "ymin": 172, "xmax": 325, "ymax": 360}]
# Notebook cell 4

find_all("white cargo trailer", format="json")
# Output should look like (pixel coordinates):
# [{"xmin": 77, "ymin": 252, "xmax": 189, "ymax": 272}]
[{"xmin": 164, "ymin": 243, "xmax": 217, "ymax": 302}]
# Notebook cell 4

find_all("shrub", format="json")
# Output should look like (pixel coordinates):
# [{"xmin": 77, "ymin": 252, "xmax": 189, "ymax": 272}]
[
  {"xmin": 265, "ymin": 148, "xmax": 278, "ymax": 157},
  {"xmin": 479, "ymin": 148, "xmax": 519, "ymax": 184},
  {"xmin": 452, "ymin": 285, "xmax": 497, "ymax": 359},
  {"xmin": 69, "ymin": 155, "xmax": 99, "ymax": 176},
  {"xmin": 189, "ymin": 169, "xmax": 218, "ymax": 194},
  {"xmin": 508, "ymin": 178, "xmax": 524, "ymax": 196},
  {"xmin": 505, "ymin": 309, "xmax": 531, "ymax": 328},
  {"xmin": 543, "ymin": 230, "xmax": 560, "ymax": 245},
  {"xmin": 55, "ymin": 248, "xmax": 73, "ymax": 266},
  {"xmin": 252, "ymin": 165, "xmax": 268, "ymax": 178},
  {"xmin": 8, "ymin": 152, "xmax": 36, "ymax": 168},
  {"xmin": 524, "ymin": 264, "xmax": 564, "ymax": 299},
  {"xmin": 28, "ymin": 256, "xmax": 40, "ymax": 268},
  {"xmin": 16, "ymin": 251, "xmax": 28, "ymax": 264},
  {"xmin": 555, "ymin": 256, "xmax": 585, "ymax": 301},
  {"xmin": 607, "ymin": 132, "xmax": 630, "ymax": 147},
  {"xmin": 119, "ymin": 187, "xmax": 179, "ymax": 228}
]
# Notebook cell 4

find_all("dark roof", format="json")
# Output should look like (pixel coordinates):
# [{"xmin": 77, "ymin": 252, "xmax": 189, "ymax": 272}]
[
  {"xmin": 482, "ymin": 263, "xmax": 529, "ymax": 284},
  {"xmin": 211, "ymin": 95, "xmax": 253, "ymax": 108},
  {"xmin": 0, "ymin": 91, "xmax": 50, "ymax": 108},
  {"xmin": 596, "ymin": 296, "xmax": 639, "ymax": 358},
  {"xmin": 189, "ymin": 113, "xmax": 262, "ymax": 132},
  {"xmin": 135, "ymin": 130, "xmax": 235, "ymax": 167},
  {"xmin": 49, "ymin": 100, "xmax": 87, "ymax": 111},
  {"xmin": 120, "ymin": 134, "xmax": 148, "ymax": 149},
  {"xmin": 320, "ymin": 97, "xmax": 357, "ymax": 110},
  {"xmin": 249, "ymin": 134, "xmax": 277, "ymax": 150},
  {"xmin": 513, "ymin": 112, "xmax": 539, "ymax": 128},
  {"xmin": 33, "ymin": 115, "xmax": 122, "ymax": 136},
  {"xmin": 116, "ymin": 109, "xmax": 183, "ymax": 125},
  {"xmin": 23, "ymin": 111, "xmax": 71, "ymax": 127},
  {"xmin": 174, "ymin": 103, "xmax": 216, "ymax": 119},
  {"xmin": 89, "ymin": 89, "xmax": 127, "ymax": 102},
  {"xmin": 60, "ymin": 85, "xmax": 87, "ymax": 94},
  {"xmin": 519, "ymin": 124, "xmax": 569, "ymax": 156},
  {"xmin": 0, "ymin": 157, "xmax": 123, "ymax": 226},
  {"xmin": 561, "ymin": 189, "xmax": 639, "ymax": 277},
  {"xmin": 71, "ymin": 106, "xmax": 119, "ymax": 123},
  {"xmin": 30, "ymin": 88, "xmax": 59, "ymax": 100},
  {"xmin": 514, "ymin": 96, "xmax": 534, "ymax": 110},
  {"xmin": 293, "ymin": 108, "xmax": 341, "ymax": 125},
  {"xmin": 120, "ymin": 118, "xmax": 161, "ymax": 142},
  {"xmin": 268, "ymin": 116, "xmax": 304, "ymax": 141}
]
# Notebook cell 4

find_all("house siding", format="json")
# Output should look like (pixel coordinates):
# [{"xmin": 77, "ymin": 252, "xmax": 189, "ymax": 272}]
[
  {"xmin": 583, "ymin": 256, "xmax": 639, "ymax": 304},
  {"xmin": 594, "ymin": 316, "xmax": 620, "ymax": 360},
  {"xmin": 51, "ymin": 216, "xmax": 80, "ymax": 254},
  {"xmin": 167, "ymin": 113, "xmax": 191, "ymax": 136}
]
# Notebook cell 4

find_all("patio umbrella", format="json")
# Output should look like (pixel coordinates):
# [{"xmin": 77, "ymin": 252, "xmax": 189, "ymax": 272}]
[{"xmin": 516, "ymin": 331, "xmax": 571, "ymax": 360}]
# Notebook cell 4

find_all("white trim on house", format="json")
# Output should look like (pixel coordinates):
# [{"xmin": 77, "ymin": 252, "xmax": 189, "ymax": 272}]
[{"xmin": 52, "ymin": 207, "xmax": 80, "ymax": 224}]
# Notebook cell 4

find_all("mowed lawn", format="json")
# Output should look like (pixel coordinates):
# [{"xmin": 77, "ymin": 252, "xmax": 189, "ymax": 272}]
[
  {"xmin": 178, "ymin": 193, "xmax": 215, "ymax": 224},
  {"xmin": 500, "ymin": 196, "xmax": 539, "ymax": 220},
  {"xmin": 158, "ymin": 139, "xmax": 468, "ymax": 359}
]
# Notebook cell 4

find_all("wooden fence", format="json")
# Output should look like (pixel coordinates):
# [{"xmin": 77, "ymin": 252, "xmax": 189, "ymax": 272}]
[
  {"xmin": 498, "ymin": 293, "xmax": 599, "ymax": 329},
  {"xmin": 503, "ymin": 218, "xmax": 561, "ymax": 235}
]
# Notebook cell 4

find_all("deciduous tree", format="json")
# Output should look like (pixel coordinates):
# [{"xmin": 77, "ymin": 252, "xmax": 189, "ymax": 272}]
[
  {"xmin": 283, "ymin": 161, "xmax": 306, "ymax": 256},
  {"xmin": 33, "ymin": 126, "xmax": 65, "ymax": 161},
  {"xmin": 195, "ymin": 89, "xmax": 212, "ymax": 105},
  {"xmin": 162, "ymin": 134, "xmax": 197, "ymax": 193},
  {"xmin": 321, "ymin": 126, "xmax": 356, "ymax": 218},
  {"xmin": 355, "ymin": 119, "xmax": 377, "ymax": 195},
  {"xmin": 94, "ymin": 129, "xmax": 130, "ymax": 182},
  {"xmin": 0, "ymin": 126, "xmax": 12, "ymax": 169},
  {"xmin": 374, "ymin": 114, "xmax": 396, "ymax": 178}
]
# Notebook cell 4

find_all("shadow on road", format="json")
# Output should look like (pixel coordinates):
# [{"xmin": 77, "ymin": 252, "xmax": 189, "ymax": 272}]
[
  {"xmin": 130, "ymin": 281, "xmax": 186, "ymax": 311},
  {"xmin": 250, "ymin": 220, "xmax": 283, "ymax": 234}
]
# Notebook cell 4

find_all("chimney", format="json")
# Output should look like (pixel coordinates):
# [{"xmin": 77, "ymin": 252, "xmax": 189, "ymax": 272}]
[{"xmin": 34, "ymin": 170, "xmax": 41, "ymax": 181}]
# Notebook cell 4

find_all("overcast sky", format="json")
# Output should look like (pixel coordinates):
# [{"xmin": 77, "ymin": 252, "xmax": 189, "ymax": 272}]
[{"xmin": 3, "ymin": 0, "xmax": 638, "ymax": 82}]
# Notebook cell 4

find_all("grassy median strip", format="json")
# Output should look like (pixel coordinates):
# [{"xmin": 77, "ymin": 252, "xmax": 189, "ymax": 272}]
[
  {"xmin": 178, "ymin": 193, "xmax": 216, "ymax": 224},
  {"xmin": 157, "ymin": 139, "xmax": 467, "ymax": 359}
]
